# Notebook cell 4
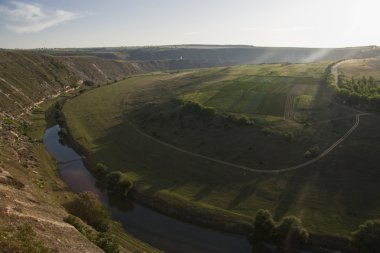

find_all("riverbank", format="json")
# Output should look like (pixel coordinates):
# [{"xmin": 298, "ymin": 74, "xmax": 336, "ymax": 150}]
[{"xmin": 29, "ymin": 94, "xmax": 163, "ymax": 253}]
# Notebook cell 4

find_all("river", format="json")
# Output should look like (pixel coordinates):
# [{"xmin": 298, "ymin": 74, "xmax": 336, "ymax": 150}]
[{"xmin": 43, "ymin": 125, "xmax": 252, "ymax": 253}]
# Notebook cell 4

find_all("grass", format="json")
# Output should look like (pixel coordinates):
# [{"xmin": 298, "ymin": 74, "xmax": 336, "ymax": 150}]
[
  {"xmin": 62, "ymin": 63, "xmax": 380, "ymax": 238},
  {"xmin": 338, "ymin": 58, "xmax": 380, "ymax": 80},
  {"xmin": 178, "ymin": 63, "xmax": 327, "ymax": 118}
]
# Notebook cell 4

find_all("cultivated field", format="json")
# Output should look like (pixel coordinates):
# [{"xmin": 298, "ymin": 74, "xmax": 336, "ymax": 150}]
[
  {"xmin": 337, "ymin": 58, "xmax": 380, "ymax": 80},
  {"xmin": 62, "ymin": 63, "xmax": 380, "ymax": 237}
]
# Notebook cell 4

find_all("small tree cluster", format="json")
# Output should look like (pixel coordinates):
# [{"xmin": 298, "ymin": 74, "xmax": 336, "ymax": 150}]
[
  {"xmin": 106, "ymin": 172, "xmax": 134, "ymax": 198},
  {"xmin": 304, "ymin": 145, "xmax": 320, "ymax": 158},
  {"xmin": 180, "ymin": 100, "xmax": 215, "ymax": 118},
  {"xmin": 64, "ymin": 215, "xmax": 119, "ymax": 253},
  {"xmin": 93, "ymin": 163, "xmax": 109, "ymax": 179},
  {"xmin": 83, "ymin": 80, "xmax": 95, "ymax": 86},
  {"xmin": 274, "ymin": 216, "xmax": 309, "ymax": 247},
  {"xmin": 252, "ymin": 209, "xmax": 309, "ymax": 248},
  {"xmin": 333, "ymin": 74, "xmax": 380, "ymax": 111},
  {"xmin": 67, "ymin": 192, "xmax": 111, "ymax": 232},
  {"xmin": 351, "ymin": 219, "xmax": 380, "ymax": 253}
]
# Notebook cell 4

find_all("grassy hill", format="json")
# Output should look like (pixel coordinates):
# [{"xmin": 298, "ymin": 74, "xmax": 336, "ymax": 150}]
[
  {"xmin": 62, "ymin": 62, "xmax": 380, "ymax": 238},
  {"xmin": 336, "ymin": 58, "xmax": 380, "ymax": 80},
  {"xmin": 0, "ymin": 50, "xmax": 134, "ymax": 114}
]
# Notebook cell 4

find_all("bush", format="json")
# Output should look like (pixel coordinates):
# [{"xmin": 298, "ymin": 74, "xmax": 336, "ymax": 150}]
[
  {"xmin": 106, "ymin": 172, "xmax": 133, "ymax": 198},
  {"xmin": 96, "ymin": 233, "xmax": 120, "ymax": 253},
  {"xmin": 252, "ymin": 209, "xmax": 275, "ymax": 241},
  {"xmin": 105, "ymin": 172, "xmax": 123, "ymax": 187},
  {"xmin": 58, "ymin": 127, "xmax": 68, "ymax": 142},
  {"xmin": 64, "ymin": 215, "xmax": 96, "ymax": 241},
  {"xmin": 68, "ymin": 192, "xmax": 110, "ymax": 232},
  {"xmin": 64, "ymin": 215, "xmax": 119, "ymax": 253},
  {"xmin": 351, "ymin": 219, "xmax": 380, "ymax": 253},
  {"xmin": 0, "ymin": 224, "xmax": 49, "ymax": 253},
  {"xmin": 180, "ymin": 101, "xmax": 215, "ymax": 118},
  {"xmin": 274, "ymin": 216, "xmax": 309, "ymax": 247},
  {"xmin": 227, "ymin": 114, "xmax": 253, "ymax": 126},
  {"xmin": 261, "ymin": 127, "xmax": 272, "ymax": 135},
  {"xmin": 94, "ymin": 163, "xmax": 109, "ymax": 179},
  {"xmin": 304, "ymin": 145, "xmax": 320, "ymax": 158},
  {"xmin": 84, "ymin": 80, "xmax": 95, "ymax": 86}
]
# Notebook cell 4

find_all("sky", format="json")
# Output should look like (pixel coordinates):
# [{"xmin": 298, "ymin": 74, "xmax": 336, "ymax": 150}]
[{"xmin": 0, "ymin": 0, "xmax": 379, "ymax": 49}]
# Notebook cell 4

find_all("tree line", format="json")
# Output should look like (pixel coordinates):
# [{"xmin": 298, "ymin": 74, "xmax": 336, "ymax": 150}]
[{"xmin": 326, "ymin": 73, "xmax": 380, "ymax": 111}]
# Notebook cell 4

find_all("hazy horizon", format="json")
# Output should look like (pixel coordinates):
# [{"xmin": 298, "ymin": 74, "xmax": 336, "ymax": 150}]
[{"xmin": 0, "ymin": 0, "xmax": 379, "ymax": 49}]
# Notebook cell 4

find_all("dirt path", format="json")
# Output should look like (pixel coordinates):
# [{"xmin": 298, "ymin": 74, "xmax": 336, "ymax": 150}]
[
  {"xmin": 127, "ymin": 113, "xmax": 364, "ymax": 173},
  {"xmin": 284, "ymin": 93, "xmax": 295, "ymax": 120}
]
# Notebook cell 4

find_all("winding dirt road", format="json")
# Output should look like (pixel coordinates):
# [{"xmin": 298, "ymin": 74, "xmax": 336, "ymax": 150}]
[
  {"xmin": 124, "ymin": 61, "xmax": 373, "ymax": 174},
  {"xmin": 127, "ymin": 113, "xmax": 363, "ymax": 173}
]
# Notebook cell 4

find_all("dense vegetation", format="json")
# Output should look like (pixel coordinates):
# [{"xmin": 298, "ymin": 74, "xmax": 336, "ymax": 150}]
[
  {"xmin": 351, "ymin": 219, "xmax": 380, "ymax": 253},
  {"xmin": 65, "ymin": 192, "xmax": 120, "ymax": 252},
  {"xmin": 327, "ymin": 59, "xmax": 380, "ymax": 111},
  {"xmin": 336, "ymin": 75, "xmax": 380, "ymax": 110},
  {"xmin": 252, "ymin": 209, "xmax": 309, "ymax": 248},
  {"xmin": 67, "ymin": 192, "xmax": 111, "ymax": 232},
  {"xmin": 64, "ymin": 215, "xmax": 119, "ymax": 253}
]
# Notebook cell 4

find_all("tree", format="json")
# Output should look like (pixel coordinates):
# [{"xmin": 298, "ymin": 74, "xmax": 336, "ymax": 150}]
[
  {"xmin": 68, "ymin": 192, "xmax": 110, "ymax": 232},
  {"xmin": 94, "ymin": 163, "xmax": 109, "ymax": 179},
  {"xmin": 96, "ymin": 233, "xmax": 120, "ymax": 253},
  {"xmin": 252, "ymin": 209, "xmax": 275, "ymax": 241},
  {"xmin": 274, "ymin": 216, "xmax": 309, "ymax": 247},
  {"xmin": 368, "ymin": 76, "xmax": 375, "ymax": 86},
  {"xmin": 351, "ymin": 219, "xmax": 380, "ymax": 253},
  {"xmin": 106, "ymin": 171, "xmax": 133, "ymax": 197}
]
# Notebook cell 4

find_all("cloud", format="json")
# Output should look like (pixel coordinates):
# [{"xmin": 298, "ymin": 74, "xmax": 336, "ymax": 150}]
[{"xmin": 0, "ymin": 2, "xmax": 82, "ymax": 33}]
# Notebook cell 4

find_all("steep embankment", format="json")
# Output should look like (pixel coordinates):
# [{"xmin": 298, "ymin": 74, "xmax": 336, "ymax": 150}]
[
  {"xmin": 0, "ymin": 50, "xmax": 155, "ymax": 252},
  {"xmin": 0, "ymin": 50, "xmax": 146, "ymax": 115},
  {"xmin": 0, "ymin": 112, "xmax": 104, "ymax": 252}
]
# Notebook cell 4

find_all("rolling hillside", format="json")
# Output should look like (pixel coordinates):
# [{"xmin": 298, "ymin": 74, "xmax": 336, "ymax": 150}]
[{"xmin": 62, "ymin": 61, "xmax": 380, "ymax": 239}]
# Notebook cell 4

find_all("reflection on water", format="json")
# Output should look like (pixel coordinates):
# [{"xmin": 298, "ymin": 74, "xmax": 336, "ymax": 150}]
[{"xmin": 43, "ymin": 125, "xmax": 252, "ymax": 253}]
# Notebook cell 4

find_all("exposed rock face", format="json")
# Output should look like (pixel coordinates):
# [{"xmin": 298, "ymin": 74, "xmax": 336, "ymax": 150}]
[{"xmin": 0, "ymin": 114, "xmax": 104, "ymax": 252}]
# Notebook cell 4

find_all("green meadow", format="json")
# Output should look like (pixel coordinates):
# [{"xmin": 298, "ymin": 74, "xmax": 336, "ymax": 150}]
[{"xmin": 62, "ymin": 63, "xmax": 380, "ymax": 237}]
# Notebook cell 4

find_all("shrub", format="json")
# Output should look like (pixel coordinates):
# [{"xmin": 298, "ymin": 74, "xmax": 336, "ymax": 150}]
[
  {"xmin": 64, "ymin": 215, "xmax": 119, "ymax": 253},
  {"xmin": 227, "ymin": 114, "xmax": 253, "ymax": 126},
  {"xmin": 105, "ymin": 172, "xmax": 123, "ymax": 188},
  {"xmin": 180, "ymin": 101, "xmax": 215, "ymax": 118},
  {"xmin": 351, "ymin": 219, "xmax": 380, "ymax": 253},
  {"xmin": 261, "ymin": 127, "xmax": 272, "ymax": 135},
  {"xmin": 84, "ymin": 80, "xmax": 95, "ymax": 86},
  {"xmin": 58, "ymin": 127, "xmax": 68, "ymax": 138},
  {"xmin": 94, "ymin": 163, "xmax": 109, "ymax": 179},
  {"xmin": 252, "ymin": 209, "xmax": 275, "ymax": 241},
  {"xmin": 0, "ymin": 224, "xmax": 49, "ymax": 253},
  {"xmin": 106, "ymin": 172, "xmax": 133, "ymax": 198},
  {"xmin": 274, "ymin": 216, "xmax": 309, "ymax": 247},
  {"xmin": 304, "ymin": 145, "xmax": 320, "ymax": 158},
  {"xmin": 68, "ymin": 192, "xmax": 110, "ymax": 232},
  {"xmin": 64, "ymin": 215, "xmax": 96, "ymax": 241},
  {"xmin": 96, "ymin": 233, "xmax": 120, "ymax": 253}
]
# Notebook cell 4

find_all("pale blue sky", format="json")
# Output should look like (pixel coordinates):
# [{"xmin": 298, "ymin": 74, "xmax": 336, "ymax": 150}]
[{"xmin": 0, "ymin": 0, "xmax": 379, "ymax": 48}]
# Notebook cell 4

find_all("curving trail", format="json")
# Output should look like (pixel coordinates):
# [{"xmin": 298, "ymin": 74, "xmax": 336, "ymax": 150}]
[
  {"xmin": 284, "ymin": 93, "xmax": 296, "ymax": 120},
  {"xmin": 122, "ymin": 63, "xmax": 373, "ymax": 174},
  {"xmin": 126, "ymin": 113, "xmax": 364, "ymax": 173}
]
